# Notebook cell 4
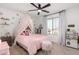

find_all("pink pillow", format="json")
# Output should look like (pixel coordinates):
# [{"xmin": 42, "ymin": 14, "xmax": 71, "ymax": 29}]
[
  {"xmin": 20, "ymin": 31, "xmax": 25, "ymax": 35},
  {"xmin": 25, "ymin": 31, "xmax": 29, "ymax": 36},
  {"xmin": 25, "ymin": 26, "xmax": 31, "ymax": 33},
  {"xmin": 20, "ymin": 26, "xmax": 31, "ymax": 36},
  {"xmin": 20, "ymin": 31, "xmax": 29, "ymax": 36}
]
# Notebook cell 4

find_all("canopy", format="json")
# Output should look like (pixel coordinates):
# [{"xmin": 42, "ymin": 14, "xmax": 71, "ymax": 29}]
[{"xmin": 15, "ymin": 14, "xmax": 33, "ymax": 36}]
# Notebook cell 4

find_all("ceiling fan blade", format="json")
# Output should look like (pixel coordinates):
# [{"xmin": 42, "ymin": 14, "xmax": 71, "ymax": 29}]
[
  {"xmin": 41, "ymin": 3, "xmax": 50, "ymax": 9},
  {"xmin": 37, "ymin": 12, "xmax": 40, "ymax": 15},
  {"xmin": 42, "ymin": 10, "xmax": 49, "ymax": 13},
  {"xmin": 30, "ymin": 3, "xmax": 38, "ymax": 8},
  {"xmin": 28, "ymin": 9, "xmax": 37, "ymax": 11}
]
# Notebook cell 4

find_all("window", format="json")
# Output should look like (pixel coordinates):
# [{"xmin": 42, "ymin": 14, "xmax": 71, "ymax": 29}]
[
  {"xmin": 47, "ymin": 19, "xmax": 53, "ymax": 34},
  {"xmin": 53, "ymin": 18, "xmax": 59, "ymax": 29},
  {"xmin": 47, "ymin": 17, "xmax": 59, "ymax": 35}
]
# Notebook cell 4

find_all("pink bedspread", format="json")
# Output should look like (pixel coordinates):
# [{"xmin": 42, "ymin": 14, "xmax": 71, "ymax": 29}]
[{"xmin": 16, "ymin": 34, "xmax": 48, "ymax": 55}]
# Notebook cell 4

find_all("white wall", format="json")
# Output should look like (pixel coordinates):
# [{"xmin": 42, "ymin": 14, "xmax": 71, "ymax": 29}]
[
  {"xmin": 24, "ymin": 5, "xmax": 79, "ymax": 45},
  {"xmin": 66, "ymin": 5, "xmax": 79, "ymax": 33},
  {"xmin": 31, "ymin": 15, "xmax": 47, "ymax": 35},
  {"xmin": 0, "ymin": 7, "xmax": 24, "ymax": 37},
  {"xmin": 30, "ymin": 14, "xmax": 60, "ymax": 35}
]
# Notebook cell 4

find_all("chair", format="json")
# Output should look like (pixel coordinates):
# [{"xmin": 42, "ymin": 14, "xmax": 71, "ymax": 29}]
[
  {"xmin": 42, "ymin": 40, "xmax": 53, "ymax": 54},
  {"xmin": 0, "ymin": 40, "xmax": 10, "ymax": 55}
]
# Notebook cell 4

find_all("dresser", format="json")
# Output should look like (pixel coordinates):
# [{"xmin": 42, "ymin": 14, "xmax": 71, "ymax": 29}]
[{"xmin": 65, "ymin": 30, "xmax": 79, "ymax": 48}]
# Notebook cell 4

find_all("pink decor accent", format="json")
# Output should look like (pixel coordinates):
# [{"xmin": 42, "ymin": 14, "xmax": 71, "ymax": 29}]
[
  {"xmin": 20, "ymin": 25, "xmax": 31, "ymax": 36},
  {"xmin": 0, "ymin": 40, "xmax": 10, "ymax": 55},
  {"xmin": 20, "ymin": 31, "xmax": 29, "ymax": 36},
  {"xmin": 25, "ymin": 31, "xmax": 29, "ymax": 36},
  {"xmin": 20, "ymin": 31, "xmax": 25, "ymax": 35}
]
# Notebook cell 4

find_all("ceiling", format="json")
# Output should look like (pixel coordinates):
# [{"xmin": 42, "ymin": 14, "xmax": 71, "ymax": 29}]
[{"xmin": 0, "ymin": 3, "xmax": 79, "ymax": 16}]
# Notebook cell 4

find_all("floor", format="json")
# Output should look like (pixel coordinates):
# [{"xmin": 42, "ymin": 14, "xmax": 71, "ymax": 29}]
[{"xmin": 9, "ymin": 43, "xmax": 79, "ymax": 55}]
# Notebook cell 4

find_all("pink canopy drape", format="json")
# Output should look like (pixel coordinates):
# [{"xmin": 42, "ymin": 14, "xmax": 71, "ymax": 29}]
[{"xmin": 16, "ymin": 14, "xmax": 33, "ymax": 36}]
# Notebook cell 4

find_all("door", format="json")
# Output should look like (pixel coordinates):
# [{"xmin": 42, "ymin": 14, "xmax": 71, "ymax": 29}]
[{"xmin": 47, "ymin": 17, "xmax": 60, "ymax": 44}]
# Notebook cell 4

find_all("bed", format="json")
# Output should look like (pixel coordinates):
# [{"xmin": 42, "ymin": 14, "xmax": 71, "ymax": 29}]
[
  {"xmin": 15, "ymin": 15, "xmax": 52, "ymax": 54},
  {"xmin": 16, "ymin": 34, "xmax": 49, "ymax": 55}
]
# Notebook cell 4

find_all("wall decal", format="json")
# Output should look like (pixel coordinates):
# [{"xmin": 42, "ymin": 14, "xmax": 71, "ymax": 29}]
[
  {"xmin": 0, "ymin": 22, "xmax": 9, "ymax": 25},
  {"xmin": 0, "ymin": 17, "xmax": 9, "ymax": 20},
  {"xmin": 0, "ymin": 7, "xmax": 23, "ymax": 37}
]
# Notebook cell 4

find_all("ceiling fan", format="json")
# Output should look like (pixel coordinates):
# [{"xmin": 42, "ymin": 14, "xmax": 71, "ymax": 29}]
[{"xmin": 28, "ymin": 3, "xmax": 51, "ymax": 15}]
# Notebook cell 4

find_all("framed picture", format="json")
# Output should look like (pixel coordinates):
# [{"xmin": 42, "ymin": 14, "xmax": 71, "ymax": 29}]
[{"xmin": 68, "ymin": 24, "xmax": 75, "ymax": 27}]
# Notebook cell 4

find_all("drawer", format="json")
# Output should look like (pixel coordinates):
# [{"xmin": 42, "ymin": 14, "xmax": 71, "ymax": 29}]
[{"xmin": 66, "ymin": 39, "xmax": 78, "ymax": 48}]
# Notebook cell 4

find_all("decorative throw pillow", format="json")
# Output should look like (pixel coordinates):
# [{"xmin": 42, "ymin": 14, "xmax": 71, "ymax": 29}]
[
  {"xmin": 20, "ymin": 31, "xmax": 25, "ymax": 35},
  {"xmin": 20, "ymin": 26, "xmax": 31, "ymax": 36},
  {"xmin": 25, "ymin": 31, "xmax": 29, "ymax": 36},
  {"xmin": 20, "ymin": 30, "xmax": 29, "ymax": 36},
  {"xmin": 25, "ymin": 26, "xmax": 31, "ymax": 35}
]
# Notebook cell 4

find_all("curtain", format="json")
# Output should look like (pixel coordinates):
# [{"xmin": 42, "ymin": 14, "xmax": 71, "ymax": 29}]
[
  {"xmin": 59, "ymin": 10, "xmax": 67, "ymax": 45},
  {"xmin": 15, "ymin": 14, "xmax": 34, "ymax": 36},
  {"xmin": 13, "ymin": 14, "xmax": 34, "ymax": 46}
]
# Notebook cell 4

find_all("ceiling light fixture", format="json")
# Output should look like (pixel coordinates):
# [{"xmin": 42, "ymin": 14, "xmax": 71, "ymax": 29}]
[{"xmin": 38, "ymin": 10, "xmax": 41, "ymax": 12}]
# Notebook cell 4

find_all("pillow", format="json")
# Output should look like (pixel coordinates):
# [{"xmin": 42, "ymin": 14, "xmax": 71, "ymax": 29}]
[
  {"xmin": 25, "ymin": 26, "xmax": 31, "ymax": 33},
  {"xmin": 25, "ymin": 31, "xmax": 29, "ymax": 36},
  {"xmin": 20, "ymin": 26, "xmax": 31, "ymax": 36},
  {"xmin": 20, "ymin": 31, "xmax": 29, "ymax": 36}
]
